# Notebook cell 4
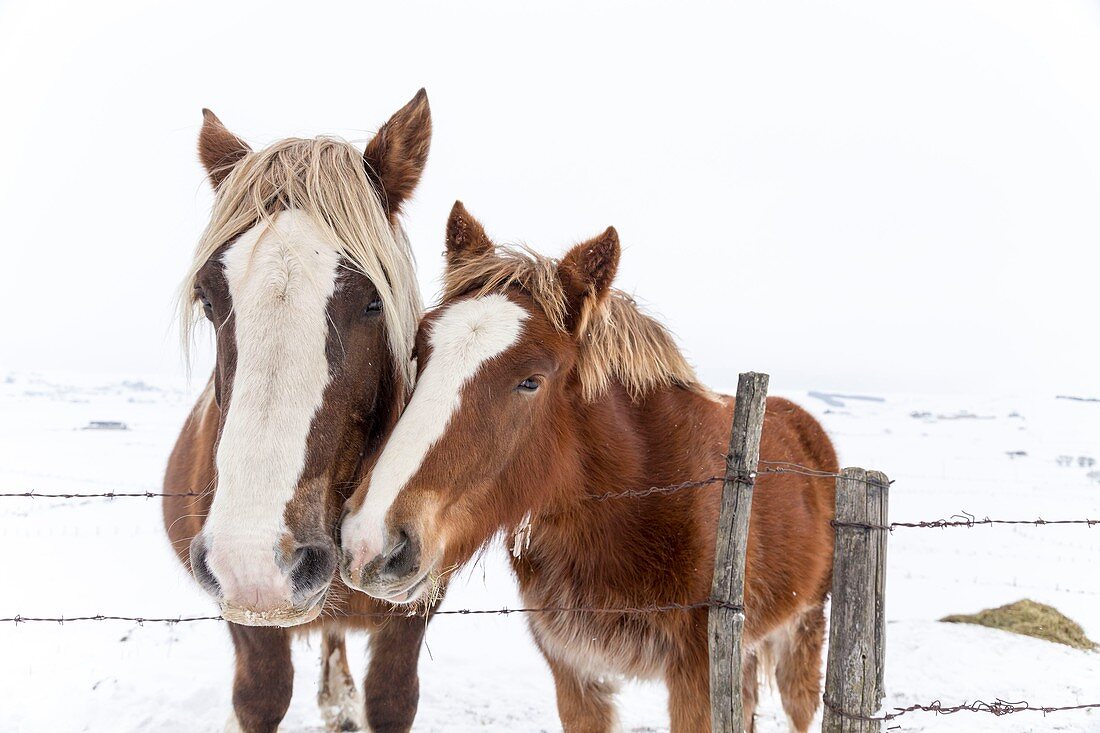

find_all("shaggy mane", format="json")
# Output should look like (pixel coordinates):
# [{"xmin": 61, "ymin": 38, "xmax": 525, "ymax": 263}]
[
  {"xmin": 179, "ymin": 136, "xmax": 423, "ymax": 393},
  {"xmin": 442, "ymin": 245, "xmax": 714, "ymax": 402}
]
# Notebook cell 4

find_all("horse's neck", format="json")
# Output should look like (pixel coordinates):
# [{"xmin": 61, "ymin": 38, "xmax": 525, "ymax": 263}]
[{"xmin": 510, "ymin": 383, "xmax": 728, "ymax": 605}]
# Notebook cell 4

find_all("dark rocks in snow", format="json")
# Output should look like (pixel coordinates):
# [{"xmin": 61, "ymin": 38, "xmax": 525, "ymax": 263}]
[
  {"xmin": 808, "ymin": 391, "xmax": 885, "ymax": 408},
  {"xmin": 82, "ymin": 421, "xmax": 129, "ymax": 431}
]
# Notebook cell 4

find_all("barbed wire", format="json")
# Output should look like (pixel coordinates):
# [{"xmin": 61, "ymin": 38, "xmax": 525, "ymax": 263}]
[
  {"xmin": 5, "ymin": 474, "xmax": 1098, "ymax": 722},
  {"xmin": 5, "ymin": 604, "xmax": 1098, "ymax": 728},
  {"xmin": 4, "ymin": 464, "xmax": 1097, "ymax": 531},
  {"xmin": 825, "ymin": 696, "xmax": 1100, "ymax": 722},
  {"xmin": 589, "ymin": 476, "xmax": 724, "ymax": 501},
  {"xmin": 0, "ymin": 490, "xmax": 205, "ymax": 499},
  {"xmin": 834, "ymin": 510, "xmax": 1100, "ymax": 532},
  {"xmin": 0, "ymin": 459, "xmax": 868, "ymax": 502},
  {"xmin": 589, "ymin": 461, "xmax": 893, "ymax": 501},
  {"xmin": 1, "ymin": 614, "xmax": 222, "ymax": 624},
  {"xmin": 0, "ymin": 599, "xmax": 741, "ymax": 625}
]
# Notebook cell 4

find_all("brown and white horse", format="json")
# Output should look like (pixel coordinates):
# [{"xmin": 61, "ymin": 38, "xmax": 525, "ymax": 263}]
[
  {"xmin": 163, "ymin": 91, "xmax": 437, "ymax": 733},
  {"xmin": 339, "ymin": 202, "xmax": 839, "ymax": 732}
]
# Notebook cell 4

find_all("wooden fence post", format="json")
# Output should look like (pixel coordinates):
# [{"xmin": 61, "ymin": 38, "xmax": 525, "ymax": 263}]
[
  {"xmin": 709, "ymin": 372, "xmax": 769, "ymax": 733},
  {"xmin": 822, "ymin": 467, "xmax": 890, "ymax": 733}
]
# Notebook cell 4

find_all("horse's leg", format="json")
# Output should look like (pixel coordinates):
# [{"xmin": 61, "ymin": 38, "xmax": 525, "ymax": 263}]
[
  {"xmin": 225, "ymin": 623, "xmax": 294, "ymax": 733},
  {"xmin": 742, "ymin": 648, "xmax": 760, "ymax": 733},
  {"xmin": 318, "ymin": 628, "xmax": 364, "ymax": 732},
  {"xmin": 666, "ymin": 651, "xmax": 710, "ymax": 733},
  {"xmin": 545, "ymin": 656, "xmax": 621, "ymax": 733},
  {"xmin": 773, "ymin": 604, "xmax": 827, "ymax": 733},
  {"xmin": 361, "ymin": 615, "xmax": 429, "ymax": 733}
]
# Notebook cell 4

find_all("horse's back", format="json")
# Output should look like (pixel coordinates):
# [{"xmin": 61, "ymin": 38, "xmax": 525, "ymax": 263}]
[
  {"xmin": 758, "ymin": 395, "xmax": 838, "ymax": 519},
  {"xmin": 162, "ymin": 376, "xmax": 218, "ymax": 569},
  {"xmin": 764, "ymin": 395, "xmax": 839, "ymax": 473},
  {"xmin": 696, "ymin": 393, "xmax": 837, "ymax": 641}
]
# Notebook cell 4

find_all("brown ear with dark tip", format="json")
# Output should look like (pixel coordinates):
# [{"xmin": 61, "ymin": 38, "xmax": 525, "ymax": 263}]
[
  {"xmin": 557, "ymin": 227, "xmax": 621, "ymax": 335},
  {"xmin": 444, "ymin": 201, "xmax": 493, "ymax": 269},
  {"xmin": 363, "ymin": 88, "xmax": 432, "ymax": 217},
  {"xmin": 198, "ymin": 109, "xmax": 251, "ymax": 189}
]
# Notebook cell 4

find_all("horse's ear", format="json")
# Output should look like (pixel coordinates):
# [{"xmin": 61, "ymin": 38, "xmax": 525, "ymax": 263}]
[
  {"xmin": 557, "ymin": 227, "xmax": 620, "ymax": 335},
  {"xmin": 198, "ymin": 109, "xmax": 251, "ymax": 189},
  {"xmin": 445, "ymin": 201, "xmax": 493, "ymax": 267},
  {"xmin": 364, "ymin": 88, "xmax": 432, "ymax": 216}
]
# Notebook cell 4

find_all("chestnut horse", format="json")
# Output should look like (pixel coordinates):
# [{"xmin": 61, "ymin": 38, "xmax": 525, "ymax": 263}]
[
  {"xmin": 339, "ymin": 202, "xmax": 839, "ymax": 732},
  {"xmin": 163, "ymin": 91, "xmax": 439, "ymax": 733}
]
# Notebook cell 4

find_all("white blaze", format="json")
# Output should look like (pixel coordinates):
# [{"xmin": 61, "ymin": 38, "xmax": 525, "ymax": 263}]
[
  {"xmin": 203, "ymin": 210, "xmax": 340, "ymax": 605},
  {"xmin": 342, "ymin": 294, "xmax": 527, "ymax": 560}
]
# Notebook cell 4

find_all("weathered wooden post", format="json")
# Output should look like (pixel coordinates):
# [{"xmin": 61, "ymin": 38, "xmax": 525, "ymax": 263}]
[
  {"xmin": 822, "ymin": 467, "xmax": 890, "ymax": 733},
  {"xmin": 709, "ymin": 372, "xmax": 769, "ymax": 732}
]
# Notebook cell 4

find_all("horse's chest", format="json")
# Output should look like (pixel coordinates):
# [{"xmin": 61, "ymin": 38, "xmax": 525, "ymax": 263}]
[{"xmin": 522, "ymin": 586, "xmax": 671, "ymax": 681}]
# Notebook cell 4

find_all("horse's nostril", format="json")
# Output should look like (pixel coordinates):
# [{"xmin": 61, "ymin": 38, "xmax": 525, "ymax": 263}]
[
  {"xmin": 188, "ymin": 535, "xmax": 221, "ymax": 598},
  {"xmin": 381, "ymin": 528, "xmax": 420, "ymax": 580},
  {"xmin": 388, "ymin": 533, "xmax": 408, "ymax": 560},
  {"xmin": 289, "ymin": 543, "xmax": 337, "ymax": 597}
]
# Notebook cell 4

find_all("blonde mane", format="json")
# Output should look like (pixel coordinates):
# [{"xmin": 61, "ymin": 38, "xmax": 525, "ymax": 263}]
[
  {"xmin": 443, "ymin": 245, "xmax": 713, "ymax": 402},
  {"xmin": 179, "ymin": 136, "xmax": 423, "ymax": 393}
]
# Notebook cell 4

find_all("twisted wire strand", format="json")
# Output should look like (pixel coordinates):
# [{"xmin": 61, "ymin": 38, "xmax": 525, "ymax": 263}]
[
  {"xmin": 0, "ymin": 599, "xmax": 742, "ymax": 625},
  {"xmin": 824, "ymin": 696, "xmax": 1100, "ymax": 721},
  {"xmin": 4, "ymin": 465, "xmax": 1094, "ymax": 530}
]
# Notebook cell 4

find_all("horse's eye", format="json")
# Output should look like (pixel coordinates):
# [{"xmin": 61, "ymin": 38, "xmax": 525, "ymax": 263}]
[
  {"xmin": 363, "ymin": 298, "xmax": 383, "ymax": 316},
  {"xmin": 517, "ymin": 377, "xmax": 541, "ymax": 393},
  {"xmin": 195, "ymin": 289, "xmax": 213, "ymax": 318}
]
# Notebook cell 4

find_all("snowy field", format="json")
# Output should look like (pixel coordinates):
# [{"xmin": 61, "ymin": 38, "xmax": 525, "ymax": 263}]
[{"xmin": 1, "ymin": 372, "xmax": 1098, "ymax": 733}]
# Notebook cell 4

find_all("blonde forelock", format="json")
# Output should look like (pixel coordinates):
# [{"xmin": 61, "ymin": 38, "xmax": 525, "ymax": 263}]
[
  {"xmin": 179, "ymin": 136, "xmax": 422, "ymax": 394},
  {"xmin": 442, "ymin": 244, "xmax": 713, "ymax": 402}
]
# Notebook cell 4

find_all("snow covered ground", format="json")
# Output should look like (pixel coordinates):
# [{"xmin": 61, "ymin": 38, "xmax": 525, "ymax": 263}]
[{"xmin": 1, "ymin": 372, "xmax": 1098, "ymax": 732}]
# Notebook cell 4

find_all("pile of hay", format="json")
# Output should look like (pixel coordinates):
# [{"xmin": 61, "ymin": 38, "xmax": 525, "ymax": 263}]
[{"xmin": 941, "ymin": 599, "xmax": 1096, "ymax": 650}]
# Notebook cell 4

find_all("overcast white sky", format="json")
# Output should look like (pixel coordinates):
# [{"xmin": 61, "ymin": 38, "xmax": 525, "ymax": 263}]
[{"xmin": 1, "ymin": 0, "xmax": 1097, "ymax": 395}]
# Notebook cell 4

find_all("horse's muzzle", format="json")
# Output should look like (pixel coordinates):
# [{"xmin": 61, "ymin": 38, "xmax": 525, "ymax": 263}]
[
  {"xmin": 340, "ymin": 526, "xmax": 428, "ymax": 603},
  {"xmin": 189, "ymin": 533, "xmax": 337, "ymax": 625}
]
